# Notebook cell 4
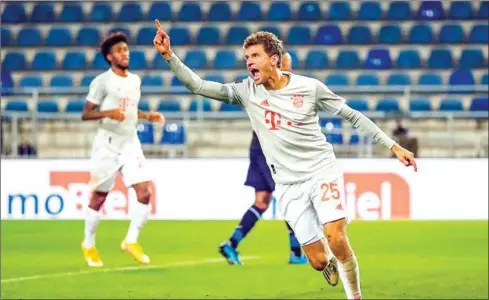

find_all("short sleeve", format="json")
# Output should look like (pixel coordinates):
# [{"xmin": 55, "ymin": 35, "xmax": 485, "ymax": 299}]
[
  {"xmin": 86, "ymin": 76, "xmax": 105, "ymax": 105},
  {"xmin": 221, "ymin": 78, "xmax": 252, "ymax": 106},
  {"xmin": 314, "ymin": 79, "xmax": 346, "ymax": 115}
]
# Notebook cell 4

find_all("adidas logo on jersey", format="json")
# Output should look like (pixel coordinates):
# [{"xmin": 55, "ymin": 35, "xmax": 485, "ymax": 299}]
[{"xmin": 260, "ymin": 99, "xmax": 270, "ymax": 107}]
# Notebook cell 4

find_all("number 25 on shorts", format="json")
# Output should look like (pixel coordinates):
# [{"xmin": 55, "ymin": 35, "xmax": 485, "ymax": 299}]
[{"xmin": 321, "ymin": 182, "xmax": 340, "ymax": 202}]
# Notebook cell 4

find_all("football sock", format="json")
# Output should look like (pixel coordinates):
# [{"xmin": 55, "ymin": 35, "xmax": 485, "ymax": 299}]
[
  {"xmin": 229, "ymin": 205, "xmax": 265, "ymax": 248},
  {"xmin": 83, "ymin": 207, "xmax": 100, "ymax": 248},
  {"xmin": 125, "ymin": 201, "xmax": 150, "ymax": 244},
  {"xmin": 285, "ymin": 221, "xmax": 302, "ymax": 257},
  {"xmin": 338, "ymin": 255, "xmax": 362, "ymax": 299}
]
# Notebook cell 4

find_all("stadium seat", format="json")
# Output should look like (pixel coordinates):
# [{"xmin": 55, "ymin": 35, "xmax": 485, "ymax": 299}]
[
  {"xmin": 459, "ymin": 49, "xmax": 485, "ymax": 68},
  {"xmin": 1, "ymin": 71, "xmax": 14, "ymax": 93},
  {"xmin": 267, "ymin": 2, "xmax": 292, "ymax": 21},
  {"xmin": 376, "ymin": 99, "xmax": 400, "ymax": 112},
  {"xmin": 65, "ymin": 100, "xmax": 85, "ymax": 113},
  {"xmin": 357, "ymin": 1, "xmax": 382, "ymax": 20},
  {"xmin": 89, "ymin": 3, "xmax": 113, "ymax": 22},
  {"xmin": 409, "ymin": 99, "xmax": 432, "ymax": 111},
  {"xmin": 153, "ymin": 53, "xmax": 170, "ymax": 70},
  {"xmin": 197, "ymin": 27, "xmax": 221, "ymax": 45},
  {"xmin": 5, "ymin": 100, "xmax": 28, "ymax": 112},
  {"xmin": 208, "ymin": 3, "xmax": 232, "ymax": 21},
  {"xmin": 418, "ymin": 73, "xmax": 442, "ymax": 85},
  {"xmin": 439, "ymin": 25, "xmax": 464, "ymax": 44},
  {"xmin": 17, "ymin": 28, "xmax": 42, "ymax": 46},
  {"xmin": 449, "ymin": 70, "xmax": 475, "ymax": 85},
  {"xmin": 226, "ymin": 27, "xmax": 250, "ymax": 45},
  {"xmin": 297, "ymin": 1, "xmax": 322, "ymax": 21},
  {"xmin": 168, "ymin": 27, "xmax": 191, "ymax": 45},
  {"xmin": 158, "ymin": 100, "xmax": 181, "ymax": 112},
  {"xmin": 469, "ymin": 25, "xmax": 489, "ymax": 43},
  {"xmin": 178, "ymin": 2, "xmax": 202, "ymax": 21},
  {"xmin": 397, "ymin": 50, "xmax": 421, "ymax": 69},
  {"xmin": 328, "ymin": 1, "xmax": 351, "ymax": 20},
  {"xmin": 417, "ymin": 1, "xmax": 445, "ymax": 20},
  {"xmin": 220, "ymin": 103, "xmax": 243, "ymax": 112},
  {"xmin": 19, "ymin": 76, "xmax": 43, "ymax": 88},
  {"xmin": 347, "ymin": 99, "xmax": 369, "ymax": 112},
  {"xmin": 347, "ymin": 26, "xmax": 372, "ymax": 44},
  {"xmin": 386, "ymin": 1, "xmax": 411, "ymax": 20},
  {"xmin": 478, "ymin": 1, "xmax": 489, "ymax": 19},
  {"xmin": 448, "ymin": 1, "xmax": 473, "ymax": 19},
  {"xmin": 129, "ymin": 52, "xmax": 147, "ymax": 70},
  {"xmin": 288, "ymin": 51, "xmax": 300, "ymax": 68},
  {"xmin": 137, "ymin": 123, "xmax": 155, "ymax": 144},
  {"xmin": 81, "ymin": 75, "xmax": 95, "ymax": 87},
  {"xmin": 2, "ymin": 3, "xmax": 27, "ymax": 23},
  {"xmin": 137, "ymin": 27, "xmax": 157, "ymax": 45},
  {"xmin": 171, "ymin": 76, "xmax": 183, "ymax": 87},
  {"xmin": 408, "ymin": 24, "xmax": 434, "ymax": 44},
  {"xmin": 325, "ymin": 74, "xmax": 349, "ymax": 86},
  {"xmin": 32, "ymin": 52, "xmax": 57, "ymax": 70},
  {"xmin": 428, "ymin": 49, "xmax": 453, "ymax": 69},
  {"xmin": 92, "ymin": 52, "xmax": 108, "ymax": 70},
  {"xmin": 184, "ymin": 50, "xmax": 207, "ymax": 69},
  {"xmin": 141, "ymin": 75, "xmax": 164, "ymax": 87},
  {"xmin": 387, "ymin": 74, "xmax": 411, "ymax": 86},
  {"xmin": 364, "ymin": 49, "xmax": 392, "ymax": 70},
  {"xmin": 356, "ymin": 74, "xmax": 379, "ymax": 86},
  {"xmin": 349, "ymin": 134, "xmax": 364, "ymax": 145},
  {"xmin": 379, "ymin": 25, "xmax": 402, "ymax": 44},
  {"xmin": 118, "ymin": 3, "xmax": 143, "ymax": 21},
  {"xmin": 148, "ymin": 2, "xmax": 172, "ymax": 20},
  {"xmin": 31, "ymin": 3, "xmax": 55, "ymax": 22},
  {"xmin": 214, "ymin": 51, "xmax": 237, "ymax": 69},
  {"xmin": 188, "ymin": 99, "xmax": 213, "ymax": 112},
  {"xmin": 2, "ymin": 52, "xmax": 26, "ymax": 70},
  {"xmin": 59, "ymin": 4, "xmax": 84, "ymax": 22},
  {"xmin": 46, "ymin": 28, "xmax": 72, "ymax": 46},
  {"xmin": 288, "ymin": 26, "xmax": 312, "ymax": 45},
  {"xmin": 439, "ymin": 99, "xmax": 463, "ymax": 111},
  {"xmin": 234, "ymin": 74, "xmax": 249, "ymax": 82},
  {"xmin": 204, "ymin": 74, "xmax": 225, "ymax": 83},
  {"xmin": 482, "ymin": 73, "xmax": 489, "ymax": 85},
  {"xmin": 77, "ymin": 27, "xmax": 101, "ymax": 46},
  {"xmin": 50, "ymin": 75, "xmax": 73, "ymax": 87},
  {"xmin": 1, "ymin": 28, "xmax": 12, "ymax": 46},
  {"xmin": 336, "ymin": 50, "xmax": 360, "ymax": 69},
  {"xmin": 109, "ymin": 27, "xmax": 131, "ymax": 40},
  {"xmin": 470, "ymin": 97, "xmax": 489, "ymax": 111},
  {"xmin": 305, "ymin": 50, "xmax": 328, "ymax": 69},
  {"xmin": 138, "ymin": 100, "xmax": 151, "ymax": 112},
  {"xmin": 37, "ymin": 101, "xmax": 59, "ymax": 113},
  {"xmin": 259, "ymin": 26, "xmax": 281, "ymax": 39},
  {"xmin": 238, "ymin": 2, "xmax": 262, "ymax": 21},
  {"xmin": 161, "ymin": 124, "xmax": 186, "ymax": 145},
  {"xmin": 314, "ymin": 25, "xmax": 342, "ymax": 45}
]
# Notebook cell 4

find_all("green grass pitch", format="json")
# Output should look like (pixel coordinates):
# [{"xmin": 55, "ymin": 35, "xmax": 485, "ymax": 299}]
[{"xmin": 1, "ymin": 220, "xmax": 487, "ymax": 299}]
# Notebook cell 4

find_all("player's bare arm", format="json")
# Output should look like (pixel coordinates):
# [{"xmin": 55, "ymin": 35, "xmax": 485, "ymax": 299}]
[
  {"xmin": 137, "ymin": 110, "xmax": 165, "ymax": 124},
  {"xmin": 81, "ymin": 101, "xmax": 125, "ymax": 122}
]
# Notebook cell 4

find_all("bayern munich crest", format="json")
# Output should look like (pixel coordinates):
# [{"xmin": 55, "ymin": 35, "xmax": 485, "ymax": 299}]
[{"xmin": 292, "ymin": 94, "xmax": 304, "ymax": 108}]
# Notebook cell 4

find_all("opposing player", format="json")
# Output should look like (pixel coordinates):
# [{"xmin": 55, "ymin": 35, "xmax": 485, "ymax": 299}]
[
  {"xmin": 153, "ymin": 21, "xmax": 417, "ymax": 300},
  {"xmin": 80, "ymin": 32, "xmax": 165, "ymax": 267},
  {"xmin": 219, "ymin": 52, "xmax": 309, "ymax": 266}
]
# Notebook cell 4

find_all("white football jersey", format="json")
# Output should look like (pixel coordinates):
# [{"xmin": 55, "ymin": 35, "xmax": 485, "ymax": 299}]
[{"xmin": 223, "ymin": 73, "xmax": 346, "ymax": 184}]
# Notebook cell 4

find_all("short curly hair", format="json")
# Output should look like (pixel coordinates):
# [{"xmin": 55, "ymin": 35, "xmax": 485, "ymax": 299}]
[
  {"xmin": 243, "ymin": 31, "xmax": 284, "ymax": 68},
  {"xmin": 100, "ymin": 32, "xmax": 128, "ymax": 64}
]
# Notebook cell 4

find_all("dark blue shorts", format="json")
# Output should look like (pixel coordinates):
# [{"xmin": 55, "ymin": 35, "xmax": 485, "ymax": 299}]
[{"xmin": 244, "ymin": 132, "xmax": 275, "ymax": 192}]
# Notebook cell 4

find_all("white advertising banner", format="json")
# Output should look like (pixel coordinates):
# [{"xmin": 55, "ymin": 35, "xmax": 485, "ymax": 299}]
[{"xmin": 1, "ymin": 159, "xmax": 487, "ymax": 221}]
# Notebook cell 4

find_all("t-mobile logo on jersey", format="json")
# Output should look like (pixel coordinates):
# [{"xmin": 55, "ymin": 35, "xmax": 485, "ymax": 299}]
[{"xmin": 265, "ymin": 109, "xmax": 304, "ymax": 131}]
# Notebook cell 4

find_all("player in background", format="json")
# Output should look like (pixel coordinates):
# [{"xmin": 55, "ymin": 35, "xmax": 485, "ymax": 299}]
[
  {"xmin": 153, "ymin": 21, "xmax": 417, "ymax": 299},
  {"xmin": 219, "ymin": 52, "xmax": 309, "ymax": 266},
  {"xmin": 80, "ymin": 32, "xmax": 165, "ymax": 267}
]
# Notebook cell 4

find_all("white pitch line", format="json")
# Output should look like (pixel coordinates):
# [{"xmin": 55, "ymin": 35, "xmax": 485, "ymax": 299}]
[{"xmin": 1, "ymin": 255, "xmax": 260, "ymax": 284}]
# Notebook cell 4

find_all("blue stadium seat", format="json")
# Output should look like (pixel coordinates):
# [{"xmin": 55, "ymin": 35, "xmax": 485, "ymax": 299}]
[
  {"xmin": 168, "ymin": 27, "xmax": 191, "ymax": 45},
  {"xmin": 387, "ymin": 74, "xmax": 411, "ymax": 86},
  {"xmin": 226, "ymin": 27, "xmax": 250, "ymax": 45},
  {"xmin": 5, "ymin": 100, "xmax": 28, "ymax": 112},
  {"xmin": 288, "ymin": 51, "xmax": 300, "ymax": 69},
  {"xmin": 153, "ymin": 53, "xmax": 170, "ymax": 70},
  {"xmin": 141, "ymin": 75, "xmax": 163, "ymax": 87},
  {"xmin": 297, "ymin": 1, "xmax": 322, "ymax": 21},
  {"xmin": 347, "ymin": 99, "xmax": 369, "ymax": 112},
  {"xmin": 288, "ymin": 26, "xmax": 312, "ymax": 45},
  {"xmin": 197, "ymin": 27, "xmax": 221, "ymax": 45},
  {"xmin": 1, "ymin": 28, "xmax": 12, "ymax": 46},
  {"xmin": 325, "ymin": 74, "xmax": 349, "ymax": 86},
  {"xmin": 238, "ymin": 2, "xmax": 262, "ymax": 21},
  {"xmin": 364, "ymin": 49, "xmax": 392, "ymax": 70},
  {"xmin": 417, "ymin": 1, "xmax": 445, "ymax": 20},
  {"xmin": 418, "ymin": 73, "xmax": 442, "ymax": 85},
  {"xmin": 408, "ymin": 24, "xmax": 434, "ymax": 44},
  {"xmin": 214, "ymin": 51, "xmax": 237, "ymax": 69},
  {"xmin": 161, "ymin": 124, "xmax": 186, "ymax": 144},
  {"xmin": 267, "ymin": 2, "xmax": 292, "ymax": 21},
  {"xmin": 448, "ymin": 1, "xmax": 473, "ymax": 19},
  {"xmin": 1, "ymin": 71, "xmax": 14, "ymax": 94},
  {"xmin": 47, "ymin": 28, "xmax": 72, "ymax": 46},
  {"xmin": 158, "ymin": 100, "xmax": 181, "ymax": 112},
  {"xmin": 358, "ymin": 1, "xmax": 382, "ymax": 20},
  {"xmin": 314, "ymin": 25, "xmax": 342, "ymax": 45},
  {"xmin": 376, "ymin": 99, "xmax": 400, "ymax": 112},
  {"xmin": 386, "ymin": 1, "xmax": 411, "ymax": 20},
  {"xmin": 356, "ymin": 74, "xmax": 379, "ymax": 86},
  {"xmin": 59, "ymin": 4, "xmax": 84, "ymax": 22},
  {"xmin": 148, "ymin": 2, "xmax": 172, "ymax": 21},
  {"xmin": 118, "ymin": 3, "xmax": 143, "ymax": 21},
  {"xmin": 439, "ymin": 25, "xmax": 464, "ymax": 43},
  {"xmin": 397, "ymin": 50, "xmax": 421, "ymax": 69},
  {"xmin": 208, "ymin": 3, "xmax": 232, "ymax": 21},
  {"xmin": 482, "ymin": 73, "xmax": 489, "ymax": 85},
  {"xmin": 259, "ymin": 26, "xmax": 281, "ymax": 39},
  {"xmin": 92, "ymin": 53, "xmax": 108, "ymax": 69},
  {"xmin": 188, "ymin": 99, "xmax": 213, "ymax": 112},
  {"xmin": 137, "ymin": 123, "xmax": 154, "ymax": 144},
  {"xmin": 220, "ymin": 103, "xmax": 242, "ymax": 112},
  {"xmin": 178, "ymin": 2, "xmax": 202, "ymax": 21},
  {"xmin": 459, "ymin": 49, "xmax": 486, "ymax": 68},
  {"xmin": 37, "ymin": 101, "xmax": 59, "ymax": 113},
  {"xmin": 108, "ymin": 27, "xmax": 131, "ymax": 40},
  {"xmin": 138, "ymin": 100, "xmax": 151, "ymax": 112},
  {"xmin": 478, "ymin": 1, "xmax": 489, "ymax": 19},
  {"xmin": 321, "ymin": 118, "xmax": 343, "ymax": 144},
  {"xmin": 2, "ymin": 3, "xmax": 27, "ymax": 23},
  {"xmin": 470, "ymin": 97, "xmax": 489, "ymax": 111},
  {"xmin": 77, "ymin": 27, "xmax": 101, "ymax": 46},
  {"xmin": 305, "ymin": 50, "xmax": 328, "ymax": 69},
  {"xmin": 409, "ymin": 99, "xmax": 432, "ymax": 111},
  {"xmin": 349, "ymin": 134, "xmax": 364, "ymax": 145},
  {"xmin": 204, "ymin": 74, "xmax": 225, "ymax": 83},
  {"xmin": 130, "ymin": 51, "xmax": 147, "ymax": 70},
  {"xmin": 184, "ymin": 50, "xmax": 207, "ymax": 69},
  {"xmin": 32, "ymin": 52, "xmax": 57, "ymax": 70},
  {"xmin": 347, "ymin": 26, "xmax": 372, "ymax": 44},
  {"xmin": 328, "ymin": 1, "xmax": 351, "ymax": 20},
  {"xmin": 81, "ymin": 75, "xmax": 95, "ymax": 87},
  {"xmin": 50, "ymin": 75, "xmax": 73, "ymax": 87},
  {"xmin": 235, "ymin": 74, "xmax": 249, "ymax": 82},
  {"xmin": 379, "ymin": 25, "xmax": 402, "ymax": 44},
  {"xmin": 171, "ymin": 76, "xmax": 183, "ymax": 87},
  {"xmin": 65, "ymin": 100, "xmax": 85, "ymax": 113},
  {"xmin": 90, "ymin": 3, "xmax": 113, "ymax": 22},
  {"xmin": 428, "ymin": 49, "xmax": 453, "ymax": 69},
  {"xmin": 439, "ymin": 99, "xmax": 463, "ymax": 111},
  {"xmin": 449, "ymin": 70, "xmax": 475, "ymax": 85},
  {"xmin": 2, "ymin": 52, "xmax": 26, "ymax": 70},
  {"xmin": 137, "ymin": 27, "xmax": 156, "ymax": 45},
  {"xmin": 336, "ymin": 50, "xmax": 360, "ymax": 69},
  {"xmin": 31, "ymin": 3, "xmax": 55, "ymax": 22},
  {"xmin": 469, "ymin": 25, "xmax": 489, "ymax": 43},
  {"xmin": 17, "ymin": 28, "xmax": 42, "ymax": 46}
]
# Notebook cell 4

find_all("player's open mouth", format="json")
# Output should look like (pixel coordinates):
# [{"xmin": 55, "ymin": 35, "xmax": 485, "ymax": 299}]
[{"xmin": 249, "ymin": 68, "xmax": 260, "ymax": 80}]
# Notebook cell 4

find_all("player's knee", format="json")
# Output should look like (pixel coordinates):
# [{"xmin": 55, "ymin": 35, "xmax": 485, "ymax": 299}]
[
  {"xmin": 136, "ymin": 189, "xmax": 152, "ymax": 204},
  {"xmin": 309, "ymin": 252, "xmax": 328, "ymax": 271},
  {"xmin": 326, "ymin": 231, "xmax": 351, "ymax": 261},
  {"xmin": 89, "ymin": 191, "xmax": 109, "ymax": 211}
]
